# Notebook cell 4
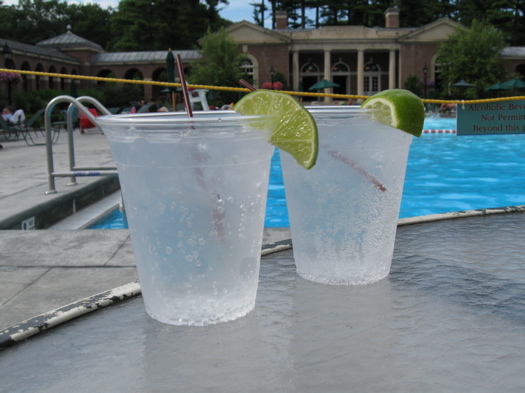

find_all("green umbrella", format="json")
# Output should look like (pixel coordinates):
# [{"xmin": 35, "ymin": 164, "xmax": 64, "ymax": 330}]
[
  {"xmin": 166, "ymin": 49, "xmax": 176, "ymax": 109},
  {"xmin": 501, "ymin": 77, "xmax": 525, "ymax": 89},
  {"xmin": 69, "ymin": 79, "xmax": 78, "ymax": 98},
  {"xmin": 485, "ymin": 82, "xmax": 510, "ymax": 91},
  {"xmin": 453, "ymin": 79, "xmax": 475, "ymax": 87},
  {"xmin": 308, "ymin": 79, "xmax": 339, "ymax": 91}
]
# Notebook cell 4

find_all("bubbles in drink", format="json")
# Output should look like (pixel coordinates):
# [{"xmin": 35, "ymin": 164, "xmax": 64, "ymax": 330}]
[{"xmin": 166, "ymin": 247, "xmax": 173, "ymax": 255}]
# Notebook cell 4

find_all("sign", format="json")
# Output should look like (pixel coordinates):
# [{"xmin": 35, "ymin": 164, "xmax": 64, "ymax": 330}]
[{"xmin": 457, "ymin": 100, "xmax": 525, "ymax": 135}]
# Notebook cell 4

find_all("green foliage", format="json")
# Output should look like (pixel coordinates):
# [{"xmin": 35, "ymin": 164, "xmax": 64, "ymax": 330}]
[
  {"xmin": 437, "ymin": 20, "xmax": 507, "ymax": 99},
  {"xmin": 0, "ymin": 0, "xmax": 112, "ymax": 46},
  {"xmin": 187, "ymin": 27, "xmax": 247, "ymax": 106},
  {"xmin": 273, "ymin": 71, "xmax": 289, "ymax": 90},
  {"xmin": 404, "ymin": 74, "xmax": 423, "ymax": 97},
  {"xmin": 107, "ymin": 0, "xmax": 231, "ymax": 51}
]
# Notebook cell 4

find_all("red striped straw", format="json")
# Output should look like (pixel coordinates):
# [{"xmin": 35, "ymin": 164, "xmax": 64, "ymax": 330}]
[
  {"xmin": 239, "ymin": 79, "xmax": 387, "ymax": 192},
  {"xmin": 176, "ymin": 53, "xmax": 193, "ymax": 117}
]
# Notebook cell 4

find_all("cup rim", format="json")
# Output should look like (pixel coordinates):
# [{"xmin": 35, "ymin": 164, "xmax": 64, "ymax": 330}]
[{"xmin": 97, "ymin": 110, "xmax": 267, "ymax": 127}]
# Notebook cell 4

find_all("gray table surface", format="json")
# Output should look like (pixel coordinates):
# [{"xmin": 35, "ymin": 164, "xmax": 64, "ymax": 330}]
[{"xmin": 2, "ymin": 212, "xmax": 525, "ymax": 392}]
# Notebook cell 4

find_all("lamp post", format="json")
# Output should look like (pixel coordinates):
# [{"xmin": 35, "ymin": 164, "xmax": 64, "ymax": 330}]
[
  {"xmin": 423, "ymin": 64, "xmax": 428, "ymax": 99},
  {"xmin": 2, "ymin": 42, "xmax": 13, "ymax": 105},
  {"xmin": 270, "ymin": 65, "xmax": 275, "ymax": 90}
]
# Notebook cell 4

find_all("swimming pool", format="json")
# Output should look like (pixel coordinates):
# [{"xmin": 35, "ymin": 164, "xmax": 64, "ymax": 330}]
[{"xmin": 89, "ymin": 117, "xmax": 525, "ymax": 228}]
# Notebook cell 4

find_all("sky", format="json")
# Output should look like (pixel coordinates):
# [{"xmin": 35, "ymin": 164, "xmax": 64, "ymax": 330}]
[{"xmin": 1, "ymin": 0, "xmax": 259, "ymax": 25}]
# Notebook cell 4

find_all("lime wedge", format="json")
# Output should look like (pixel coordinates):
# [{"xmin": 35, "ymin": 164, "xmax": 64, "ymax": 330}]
[
  {"xmin": 234, "ymin": 90, "xmax": 318, "ymax": 169},
  {"xmin": 361, "ymin": 89, "xmax": 425, "ymax": 137}
]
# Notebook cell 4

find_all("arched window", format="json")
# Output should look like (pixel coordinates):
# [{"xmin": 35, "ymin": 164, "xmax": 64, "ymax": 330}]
[
  {"xmin": 48, "ymin": 66, "xmax": 57, "ymax": 89},
  {"xmin": 301, "ymin": 62, "xmax": 320, "ymax": 74},
  {"xmin": 35, "ymin": 64, "xmax": 44, "ymax": 90},
  {"xmin": 238, "ymin": 54, "xmax": 259, "ymax": 88},
  {"xmin": 21, "ymin": 61, "xmax": 31, "ymax": 92},
  {"xmin": 331, "ymin": 60, "xmax": 351, "ymax": 95},
  {"xmin": 332, "ymin": 62, "xmax": 349, "ymax": 73},
  {"xmin": 60, "ymin": 67, "xmax": 67, "ymax": 90},
  {"xmin": 300, "ymin": 61, "xmax": 321, "ymax": 100},
  {"xmin": 239, "ymin": 59, "xmax": 253, "ymax": 76},
  {"xmin": 364, "ymin": 61, "xmax": 381, "ymax": 96}
]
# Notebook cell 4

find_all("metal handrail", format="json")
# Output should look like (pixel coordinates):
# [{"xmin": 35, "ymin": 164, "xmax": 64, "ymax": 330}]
[{"xmin": 45, "ymin": 95, "xmax": 118, "ymax": 194}]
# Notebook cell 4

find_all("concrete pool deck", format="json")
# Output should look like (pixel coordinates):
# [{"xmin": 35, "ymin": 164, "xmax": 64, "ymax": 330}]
[{"xmin": 0, "ymin": 130, "xmax": 290, "ymax": 331}]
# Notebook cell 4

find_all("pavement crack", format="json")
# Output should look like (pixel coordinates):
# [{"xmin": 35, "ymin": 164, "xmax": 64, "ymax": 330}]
[{"xmin": 104, "ymin": 233, "xmax": 131, "ymax": 266}]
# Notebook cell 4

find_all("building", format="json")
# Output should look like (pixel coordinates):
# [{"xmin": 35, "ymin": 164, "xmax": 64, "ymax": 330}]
[
  {"xmin": 2, "ymin": 8, "xmax": 525, "ymax": 105},
  {"xmin": 1, "ymin": 25, "xmax": 200, "ymax": 103}
]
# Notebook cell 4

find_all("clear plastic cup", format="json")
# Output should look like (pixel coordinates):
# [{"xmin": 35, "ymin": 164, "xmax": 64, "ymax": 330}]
[
  {"xmin": 98, "ymin": 112, "xmax": 274, "ymax": 325},
  {"xmin": 281, "ymin": 107, "xmax": 413, "ymax": 285}
]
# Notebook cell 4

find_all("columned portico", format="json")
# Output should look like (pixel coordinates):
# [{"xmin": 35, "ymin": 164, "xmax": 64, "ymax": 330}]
[{"xmin": 225, "ymin": 13, "xmax": 462, "ymax": 104}]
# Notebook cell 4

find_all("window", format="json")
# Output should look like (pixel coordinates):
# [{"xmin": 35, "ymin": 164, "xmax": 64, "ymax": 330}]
[
  {"xmin": 364, "ymin": 62, "xmax": 381, "ymax": 96},
  {"xmin": 239, "ymin": 59, "xmax": 254, "ymax": 76}
]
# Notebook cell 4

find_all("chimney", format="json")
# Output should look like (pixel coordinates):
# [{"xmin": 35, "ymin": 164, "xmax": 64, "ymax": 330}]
[
  {"xmin": 275, "ymin": 10, "xmax": 288, "ymax": 29},
  {"xmin": 385, "ymin": 7, "xmax": 399, "ymax": 28}
]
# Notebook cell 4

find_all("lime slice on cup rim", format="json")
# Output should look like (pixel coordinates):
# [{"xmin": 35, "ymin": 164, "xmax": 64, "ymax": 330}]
[
  {"xmin": 234, "ymin": 90, "xmax": 318, "ymax": 170},
  {"xmin": 361, "ymin": 89, "xmax": 425, "ymax": 137}
]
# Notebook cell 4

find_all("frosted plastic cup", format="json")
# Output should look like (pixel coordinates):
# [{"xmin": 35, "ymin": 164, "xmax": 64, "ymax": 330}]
[
  {"xmin": 281, "ymin": 107, "xmax": 413, "ymax": 285},
  {"xmin": 98, "ymin": 112, "xmax": 274, "ymax": 325}
]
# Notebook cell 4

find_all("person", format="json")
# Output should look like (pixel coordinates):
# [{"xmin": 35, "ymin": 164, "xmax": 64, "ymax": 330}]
[
  {"xmin": 439, "ymin": 103, "xmax": 455, "ymax": 113},
  {"xmin": 9, "ymin": 108, "xmax": 26, "ymax": 125},
  {"xmin": 2, "ymin": 107, "xmax": 13, "ymax": 121},
  {"xmin": 131, "ymin": 99, "xmax": 146, "ymax": 113}
]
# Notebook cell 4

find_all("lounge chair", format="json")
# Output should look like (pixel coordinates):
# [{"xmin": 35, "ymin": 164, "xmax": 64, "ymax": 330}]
[
  {"xmin": 0, "ymin": 116, "xmax": 19, "ymax": 141},
  {"xmin": 21, "ymin": 109, "xmax": 60, "ymax": 145}
]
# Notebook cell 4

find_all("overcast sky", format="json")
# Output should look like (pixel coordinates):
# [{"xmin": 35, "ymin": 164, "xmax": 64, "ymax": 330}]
[{"xmin": 1, "ymin": 0, "xmax": 259, "ymax": 25}]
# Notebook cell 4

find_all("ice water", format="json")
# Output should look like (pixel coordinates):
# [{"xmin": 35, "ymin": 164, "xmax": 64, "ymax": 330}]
[
  {"xmin": 101, "ymin": 114, "xmax": 273, "ymax": 325},
  {"xmin": 281, "ymin": 110, "xmax": 412, "ymax": 285}
]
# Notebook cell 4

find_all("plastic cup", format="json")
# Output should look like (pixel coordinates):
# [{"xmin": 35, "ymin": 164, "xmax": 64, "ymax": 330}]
[
  {"xmin": 281, "ymin": 107, "xmax": 413, "ymax": 285},
  {"xmin": 98, "ymin": 112, "xmax": 274, "ymax": 325}
]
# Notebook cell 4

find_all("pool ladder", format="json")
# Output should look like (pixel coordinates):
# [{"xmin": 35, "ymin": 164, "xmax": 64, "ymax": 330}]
[{"xmin": 44, "ymin": 95, "xmax": 124, "ymax": 212}]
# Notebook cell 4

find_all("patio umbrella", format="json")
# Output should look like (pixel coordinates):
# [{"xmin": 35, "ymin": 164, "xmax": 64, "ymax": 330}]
[
  {"xmin": 308, "ymin": 79, "xmax": 340, "ymax": 91},
  {"xmin": 501, "ymin": 77, "xmax": 525, "ymax": 89},
  {"xmin": 484, "ymin": 82, "xmax": 510, "ymax": 91},
  {"xmin": 166, "ymin": 49, "xmax": 176, "ymax": 110},
  {"xmin": 453, "ymin": 79, "xmax": 475, "ymax": 87},
  {"xmin": 69, "ymin": 79, "xmax": 78, "ymax": 98}
]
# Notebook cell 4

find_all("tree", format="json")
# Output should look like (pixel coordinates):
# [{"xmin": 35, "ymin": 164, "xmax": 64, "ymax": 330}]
[
  {"xmin": 187, "ymin": 27, "xmax": 247, "ymax": 106},
  {"xmin": 0, "ymin": 0, "xmax": 112, "ymax": 47},
  {"xmin": 107, "ymin": 0, "xmax": 230, "ymax": 51},
  {"xmin": 437, "ymin": 20, "xmax": 507, "ymax": 99}
]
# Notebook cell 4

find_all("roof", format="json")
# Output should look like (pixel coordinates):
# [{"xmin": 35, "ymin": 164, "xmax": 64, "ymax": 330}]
[
  {"xmin": 90, "ymin": 50, "xmax": 202, "ymax": 65},
  {"xmin": 36, "ymin": 26, "xmax": 104, "ymax": 52},
  {"xmin": 1, "ymin": 38, "xmax": 80, "ymax": 63},
  {"xmin": 501, "ymin": 47, "xmax": 525, "ymax": 58}
]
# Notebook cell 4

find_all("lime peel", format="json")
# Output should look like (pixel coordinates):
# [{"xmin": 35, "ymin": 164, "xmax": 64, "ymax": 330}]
[
  {"xmin": 234, "ymin": 90, "xmax": 318, "ymax": 169},
  {"xmin": 361, "ymin": 89, "xmax": 425, "ymax": 137}
]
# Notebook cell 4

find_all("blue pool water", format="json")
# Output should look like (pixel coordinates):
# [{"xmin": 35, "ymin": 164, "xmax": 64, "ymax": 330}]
[{"xmin": 90, "ymin": 117, "xmax": 525, "ymax": 229}]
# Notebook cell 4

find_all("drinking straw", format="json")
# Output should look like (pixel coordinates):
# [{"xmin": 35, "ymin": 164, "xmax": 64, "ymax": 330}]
[
  {"xmin": 238, "ymin": 79, "xmax": 387, "ymax": 192},
  {"xmin": 178, "ymin": 54, "xmax": 225, "ymax": 239},
  {"xmin": 176, "ymin": 53, "xmax": 193, "ymax": 118}
]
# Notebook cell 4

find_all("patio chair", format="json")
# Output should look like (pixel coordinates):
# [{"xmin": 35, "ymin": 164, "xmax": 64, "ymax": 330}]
[
  {"xmin": 17, "ymin": 109, "xmax": 59, "ymax": 146},
  {"xmin": 0, "ymin": 116, "xmax": 19, "ymax": 141}
]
